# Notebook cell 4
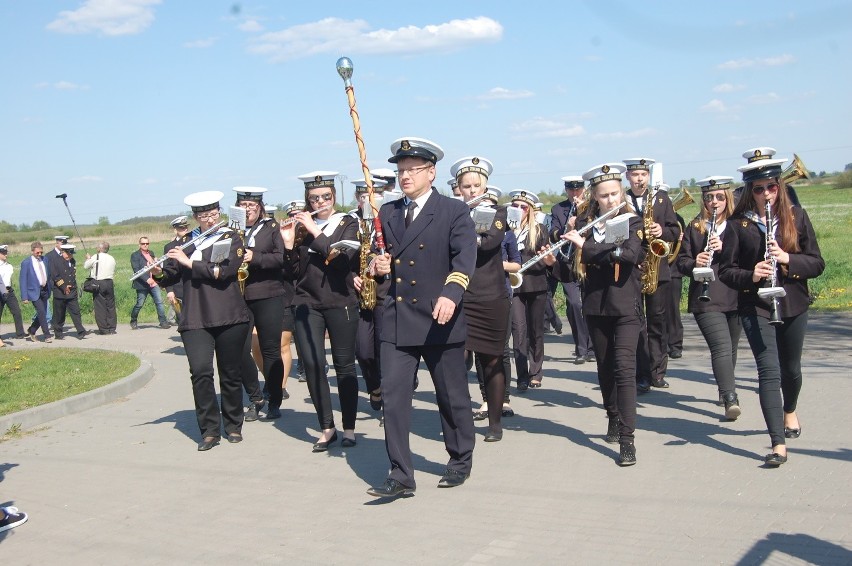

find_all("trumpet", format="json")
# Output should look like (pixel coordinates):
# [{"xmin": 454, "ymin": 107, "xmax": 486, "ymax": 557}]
[
  {"xmin": 693, "ymin": 208, "xmax": 717, "ymax": 302},
  {"xmin": 129, "ymin": 221, "xmax": 226, "ymax": 281},
  {"xmin": 511, "ymin": 202, "xmax": 626, "ymax": 289},
  {"xmin": 279, "ymin": 205, "xmax": 332, "ymax": 228}
]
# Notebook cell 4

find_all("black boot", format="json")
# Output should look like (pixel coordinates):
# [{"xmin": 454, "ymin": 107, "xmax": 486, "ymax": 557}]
[
  {"xmin": 605, "ymin": 416, "xmax": 620, "ymax": 444},
  {"xmin": 722, "ymin": 392, "xmax": 741, "ymax": 421},
  {"xmin": 618, "ymin": 441, "xmax": 636, "ymax": 466}
]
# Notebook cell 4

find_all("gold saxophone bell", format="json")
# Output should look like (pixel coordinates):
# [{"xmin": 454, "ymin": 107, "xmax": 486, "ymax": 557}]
[
  {"xmin": 667, "ymin": 187, "xmax": 693, "ymax": 264},
  {"xmin": 174, "ymin": 297, "xmax": 182, "ymax": 315},
  {"xmin": 238, "ymin": 262, "xmax": 249, "ymax": 294}
]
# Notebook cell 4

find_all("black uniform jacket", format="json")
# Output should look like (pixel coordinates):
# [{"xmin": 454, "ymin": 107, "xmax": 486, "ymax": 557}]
[
  {"xmin": 157, "ymin": 228, "xmax": 250, "ymax": 331},
  {"xmin": 285, "ymin": 213, "xmax": 359, "ymax": 310},
  {"xmin": 676, "ymin": 217, "xmax": 739, "ymax": 314},
  {"xmin": 52, "ymin": 255, "xmax": 78, "ymax": 299},
  {"xmin": 548, "ymin": 198, "xmax": 581, "ymax": 283},
  {"xmin": 718, "ymin": 206, "xmax": 824, "ymax": 319},
  {"xmin": 466, "ymin": 205, "xmax": 509, "ymax": 302},
  {"xmin": 379, "ymin": 188, "xmax": 476, "ymax": 347},
  {"xmin": 627, "ymin": 188, "xmax": 679, "ymax": 283},
  {"xmin": 243, "ymin": 217, "xmax": 287, "ymax": 301},
  {"xmin": 577, "ymin": 213, "xmax": 645, "ymax": 317},
  {"xmin": 163, "ymin": 239, "xmax": 184, "ymax": 300},
  {"xmin": 514, "ymin": 223, "xmax": 550, "ymax": 294}
]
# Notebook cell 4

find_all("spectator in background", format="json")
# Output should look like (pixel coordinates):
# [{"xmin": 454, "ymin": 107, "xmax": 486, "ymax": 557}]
[
  {"xmin": 19, "ymin": 242, "xmax": 52, "ymax": 342},
  {"xmin": 130, "ymin": 236, "xmax": 171, "ymax": 330},
  {"xmin": 84, "ymin": 241, "xmax": 117, "ymax": 335},
  {"xmin": 0, "ymin": 244, "xmax": 27, "ymax": 341}
]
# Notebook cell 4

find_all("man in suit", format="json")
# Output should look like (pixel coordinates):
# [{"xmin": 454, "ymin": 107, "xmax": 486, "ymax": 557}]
[
  {"xmin": 19, "ymin": 241, "xmax": 53, "ymax": 342},
  {"xmin": 366, "ymin": 137, "xmax": 477, "ymax": 498},
  {"xmin": 130, "ymin": 236, "xmax": 171, "ymax": 329}
]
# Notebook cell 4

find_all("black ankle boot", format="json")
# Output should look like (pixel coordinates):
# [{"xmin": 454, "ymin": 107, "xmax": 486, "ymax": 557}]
[
  {"xmin": 722, "ymin": 392, "xmax": 741, "ymax": 421},
  {"xmin": 605, "ymin": 416, "xmax": 620, "ymax": 444},
  {"xmin": 618, "ymin": 442, "xmax": 636, "ymax": 466}
]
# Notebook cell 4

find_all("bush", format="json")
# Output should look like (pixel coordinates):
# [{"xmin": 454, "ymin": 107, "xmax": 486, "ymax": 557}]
[{"xmin": 833, "ymin": 170, "xmax": 852, "ymax": 189}]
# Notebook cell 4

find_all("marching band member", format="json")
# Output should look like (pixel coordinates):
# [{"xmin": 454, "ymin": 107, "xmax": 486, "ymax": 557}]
[
  {"xmin": 51, "ymin": 244, "xmax": 89, "ymax": 340},
  {"xmin": 282, "ymin": 172, "xmax": 361, "ymax": 451},
  {"xmin": 164, "ymin": 216, "xmax": 190, "ymax": 326},
  {"xmin": 550, "ymin": 175, "xmax": 594, "ymax": 363},
  {"xmin": 624, "ymin": 158, "xmax": 679, "ymax": 392},
  {"xmin": 154, "ymin": 191, "xmax": 250, "ymax": 451},
  {"xmin": 509, "ymin": 190, "xmax": 554, "ymax": 391},
  {"xmin": 719, "ymin": 149, "xmax": 824, "ymax": 466},
  {"xmin": 675, "ymin": 177, "xmax": 742, "ymax": 420},
  {"xmin": 451, "ymin": 157, "xmax": 510, "ymax": 442},
  {"xmin": 564, "ymin": 163, "xmax": 644, "ymax": 466},
  {"xmin": 234, "ymin": 187, "xmax": 287, "ymax": 420}
]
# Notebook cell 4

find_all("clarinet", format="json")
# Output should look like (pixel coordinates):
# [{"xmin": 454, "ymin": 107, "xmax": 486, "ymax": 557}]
[
  {"xmin": 759, "ymin": 201, "xmax": 785, "ymax": 326},
  {"xmin": 696, "ymin": 209, "xmax": 717, "ymax": 302}
]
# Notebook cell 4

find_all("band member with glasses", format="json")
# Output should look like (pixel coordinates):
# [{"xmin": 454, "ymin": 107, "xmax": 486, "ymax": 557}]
[
  {"xmin": 450, "ymin": 157, "xmax": 509, "ymax": 442},
  {"xmin": 563, "ymin": 163, "xmax": 644, "ymax": 466},
  {"xmin": 676, "ymin": 177, "xmax": 742, "ymax": 420},
  {"xmin": 509, "ymin": 190, "xmax": 554, "ymax": 391},
  {"xmin": 282, "ymin": 172, "xmax": 360, "ymax": 451},
  {"xmin": 719, "ymin": 148, "xmax": 824, "ymax": 467},
  {"xmin": 154, "ymin": 191, "xmax": 251, "ymax": 451},
  {"xmin": 366, "ymin": 137, "xmax": 477, "ymax": 498},
  {"xmin": 233, "ymin": 187, "xmax": 287, "ymax": 421}
]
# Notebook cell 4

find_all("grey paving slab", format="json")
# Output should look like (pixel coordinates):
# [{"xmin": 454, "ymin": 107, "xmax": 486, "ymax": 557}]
[{"xmin": 0, "ymin": 313, "xmax": 850, "ymax": 565}]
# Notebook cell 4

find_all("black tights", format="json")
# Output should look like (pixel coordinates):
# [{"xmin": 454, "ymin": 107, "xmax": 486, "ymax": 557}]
[{"xmin": 469, "ymin": 351, "xmax": 505, "ymax": 432}]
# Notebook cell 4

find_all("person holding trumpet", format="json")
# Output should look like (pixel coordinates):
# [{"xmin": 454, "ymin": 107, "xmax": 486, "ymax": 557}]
[
  {"xmin": 675, "ymin": 176, "xmax": 742, "ymax": 420},
  {"xmin": 563, "ymin": 163, "xmax": 644, "ymax": 466},
  {"xmin": 719, "ymin": 148, "xmax": 824, "ymax": 466}
]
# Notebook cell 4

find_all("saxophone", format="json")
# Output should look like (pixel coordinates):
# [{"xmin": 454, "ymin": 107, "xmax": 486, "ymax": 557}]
[
  {"xmin": 358, "ymin": 217, "xmax": 377, "ymax": 310},
  {"xmin": 640, "ymin": 184, "xmax": 671, "ymax": 295}
]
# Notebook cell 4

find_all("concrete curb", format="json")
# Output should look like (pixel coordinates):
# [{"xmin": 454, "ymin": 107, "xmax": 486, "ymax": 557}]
[{"xmin": 0, "ymin": 357, "xmax": 153, "ymax": 434}]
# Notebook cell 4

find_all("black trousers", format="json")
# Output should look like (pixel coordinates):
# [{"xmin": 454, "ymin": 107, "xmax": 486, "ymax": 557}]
[
  {"xmin": 562, "ymin": 280, "xmax": 593, "ymax": 358},
  {"xmin": 53, "ymin": 295, "xmax": 85, "ymax": 335},
  {"xmin": 27, "ymin": 286, "xmax": 51, "ymax": 337},
  {"xmin": 666, "ymin": 276, "xmax": 684, "ymax": 354},
  {"xmin": 511, "ymin": 291, "xmax": 546, "ymax": 385},
  {"xmin": 93, "ymin": 279, "xmax": 117, "ymax": 332},
  {"xmin": 694, "ymin": 311, "xmax": 741, "ymax": 396},
  {"xmin": 1, "ymin": 288, "xmax": 25, "ymax": 336},
  {"xmin": 294, "ymin": 304, "xmax": 359, "ymax": 431},
  {"xmin": 543, "ymin": 276, "xmax": 562, "ymax": 332},
  {"xmin": 740, "ymin": 313, "xmax": 784, "ymax": 448},
  {"xmin": 587, "ymin": 314, "xmax": 641, "ymax": 442},
  {"xmin": 242, "ymin": 296, "xmax": 284, "ymax": 408},
  {"xmin": 181, "ymin": 322, "xmax": 249, "ymax": 439},
  {"xmin": 355, "ymin": 301, "xmax": 385, "ymax": 395},
  {"xmin": 777, "ymin": 310, "xmax": 808, "ymax": 414},
  {"xmin": 636, "ymin": 281, "xmax": 669, "ymax": 383},
  {"xmin": 381, "ymin": 341, "xmax": 474, "ymax": 488}
]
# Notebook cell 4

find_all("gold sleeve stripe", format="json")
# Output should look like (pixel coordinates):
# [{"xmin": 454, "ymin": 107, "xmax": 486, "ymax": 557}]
[{"xmin": 445, "ymin": 272, "xmax": 469, "ymax": 290}]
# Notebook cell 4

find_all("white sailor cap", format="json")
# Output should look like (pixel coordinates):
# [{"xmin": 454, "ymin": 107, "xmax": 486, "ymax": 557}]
[
  {"xmin": 283, "ymin": 200, "xmax": 306, "ymax": 215},
  {"xmin": 508, "ymin": 190, "xmax": 540, "ymax": 206},
  {"xmin": 583, "ymin": 163, "xmax": 626, "ymax": 186},
  {"xmin": 742, "ymin": 147, "xmax": 778, "ymax": 163},
  {"xmin": 484, "ymin": 185, "xmax": 502, "ymax": 203},
  {"xmin": 658, "ymin": 183, "xmax": 671, "ymax": 192},
  {"xmin": 265, "ymin": 206, "xmax": 277, "ymax": 218},
  {"xmin": 623, "ymin": 158, "xmax": 655, "ymax": 171},
  {"xmin": 298, "ymin": 172, "xmax": 338, "ymax": 190},
  {"xmin": 0, "ymin": 245, "xmax": 8, "ymax": 254},
  {"xmin": 170, "ymin": 215, "xmax": 189, "ymax": 228},
  {"xmin": 561, "ymin": 176, "xmax": 584, "ymax": 190},
  {"xmin": 447, "ymin": 178, "xmax": 459, "ymax": 189},
  {"xmin": 738, "ymin": 159, "xmax": 787, "ymax": 183},
  {"xmin": 233, "ymin": 186, "xmax": 268, "ymax": 203},
  {"xmin": 697, "ymin": 176, "xmax": 735, "ymax": 192},
  {"xmin": 184, "ymin": 190, "xmax": 224, "ymax": 213},
  {"xmin": 388, "ymin": 137, "xmax": 444, "ymax": 164},
  {"xmin": 60, "ymin": 243, "xmax": 76, "ymax": 253},
  {"xmin": 351, "ymin": 178, "xmax": 388, "ymax": 195},
  {"xmin": 450, "ymin": 156, "xmax": 494, "ymax": 180},
  {"xmin": 370, "ymin": 168, "xmax": 397, "ymax": 187},
  {"xmin": 54, "ymin": 235, "xmax": 70, "ymax": 242}
]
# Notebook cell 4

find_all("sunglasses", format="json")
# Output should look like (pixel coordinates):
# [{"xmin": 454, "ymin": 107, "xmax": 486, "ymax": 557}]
[
  {"xmin": 308, "ymin": 192, "xmax": 334, "ymax": 204},
  {"xmin": 702, "ymin": 193, "xmax": 727, "ymax": 202},
  {"xmin": 751, "ymin": 182, "xmax": 779, "ymax": 194},
  {"xmin": 511, "ymin": 203, "xmax": 529, "ymax": 211}
]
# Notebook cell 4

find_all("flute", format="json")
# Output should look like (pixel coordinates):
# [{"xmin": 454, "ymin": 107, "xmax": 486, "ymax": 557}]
[
  {"xmin": 279, "ymin": 205, "xmax": 331, "ymax": 228},
  {"xmin": 129, "ymin": 221, "xmax": 226, "ymax": 281}
]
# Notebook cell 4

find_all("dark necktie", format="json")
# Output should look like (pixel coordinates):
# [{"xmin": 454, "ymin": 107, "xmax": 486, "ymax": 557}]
[{"xmin": 405, "ymin": 201, "xmax": 418, "ymax": 229}]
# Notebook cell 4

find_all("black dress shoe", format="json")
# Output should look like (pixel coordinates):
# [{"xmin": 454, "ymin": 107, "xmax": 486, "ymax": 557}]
[
  {"xmin": 583, "ymin": 354, "xmax": 595, "ymax": 363},
  {"xmin": 266, "ymin": 406, "xmax": 282, "ymax": 420},
  {"xmin": 312, "ymin": 430, "xmax": 338, "ymax": 452},
  {"xmin": 651, "ymin": 377, "xmax": 670, "ymax": 389},
  {"xmin": 722, "ymin": 392, "xmax": 741, "ymax": 421},
  {"xmin": 573, "ymin": 357, "xmax": 586, "ymax": 365},
  {"xmin": 76, "ymin": 329, "xmax": 89, "ymax": 339},
  {"xmin": 472, "ymin": 409, "xmax": 488, "ymax": 421},
  {"xmin": 784, "ymin": 425, "xmax": 801, "ymax": 439},
  {"xmin": 341, "ymin": 437, "xmax": 357, "ymax": 448},
  {"xmin": 669, "ymin": 350, "xmax": 683, "ymax": 359},
  {"xmin": 517, "ymin": 381, "xmax": 529, "ymax": 393},
  {"xmin": 618, "ymin": 442, "xmax": 636, "ymax": 466},
  {"xmin": 197, "ymin": 436, "xmax": 220, "ymax": 451},
  {"xmin": 501, "ymin": 405, "xmax": 514, "ymax": 417},
  {"xmin": 528, "ymin": 380, "xmax": 542, "ymax": 389},
  {"xmin": 227, "ymin": 432, "xmax": 242, "ymax": 444},
  {"xmin": 637, "ymin": 381, "xmax": 651, "ymax": 394},
  {"xmin": 437, "ymin": 469, "xmax": 469, "ymax": 488},
  {"xmin": 484, "ymin": 429, "xmax": 503, "ymax": 442},
  {"xmin": 369, "ymin": 389, "xmax": 383, "ymax": 411},
  {"xmin": 366, "ymin": 479, "xmax": 415, "ymax": 498},
  {"xmin": 765, "ymin": 452, "xmax": 788, "ymax": 467}
]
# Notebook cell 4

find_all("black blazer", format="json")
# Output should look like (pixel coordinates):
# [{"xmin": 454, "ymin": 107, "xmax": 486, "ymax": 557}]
[
  {"xmin": 514, "ymin": 223, "xmax": 550, "ymax": 294},
  {"xmin": 242, "ymin": 218, "xmax": 286, "ymax": 301},
  {"xmin": 466, "ymin": 205, "xmax": 509, "ymax": 302},
  {"xmin": 676, "ymin": 217, "xmax": 739, "ymax": 313}
]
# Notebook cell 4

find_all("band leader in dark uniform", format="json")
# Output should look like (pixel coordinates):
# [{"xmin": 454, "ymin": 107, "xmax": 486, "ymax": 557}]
[
  {"xmin": 719, "ymin": 148, "xmax": 824, "ymax": 467},
  {"xmin": 51, "ymin": 244, "xmax": 89, "ymax": 340},
  {"xmin": 233, "ymin": 187, "xmax": 287, "ymax": 421},
  {"xmin": 154, "ymin": 191, "xmax": 251, "ymax": 451},
  {"xmin": 366, "ymin": 137, "xmax": 477, "ymax": 498},
  {"xmin": 282, "ymin": 172, "xmax": 361, "ymax": 451},
  {"xmin": 675, "ymin": 176, "xmax": 743, "ymax": 421},
  {"xmin": 450, "ymin": 156, "xmax": 509, "ymax": 442},
  {"xmin": 564, "ymin": 163, "xmax": 644, "ymax": 466}
]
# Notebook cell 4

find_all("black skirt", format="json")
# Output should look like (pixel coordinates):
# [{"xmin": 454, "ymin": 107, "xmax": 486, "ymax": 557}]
[{"xmin": 463, "ymin": 297, "xmax": 510, "ymax": 356}]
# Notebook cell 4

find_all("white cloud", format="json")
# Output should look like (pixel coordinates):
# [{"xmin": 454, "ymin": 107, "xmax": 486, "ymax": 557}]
[
  {"xmin": 478, "ymin": 87, "xmax": 534, "ymax": 101},
  {"xmin": 592, "ymin": 128, "xmax": 656, "ymax": 140},
  {"xmin": 247, "ymin": 16, "xmax": 503, "ymax": 62},
  {"xmin": 712, "ymin": 83, "xmax": 744, "ymax": 93},
  {"xmin": 184, "ymin": 37, "xmax": 218, "ymax": 49},
  {"xmin": 238, "ymin": 19, "xmax": 264, "ymax": 33},
  {"xmin": 510, "ymin": 118, "xmax": 585, "ymax": 139},
  {"xmin": 47, "ymin": 0, "xmax": 160, "ymax": 37},
  {"xmin": 701, "ymin": 99, "xmax": 729, "ymax": 113},
  {"xmin": 716, "ymin": 54, "xmax": 796, "ymax": 70},
  {"xmin": 747, "ymin": 92, "xmax": 781, "ymax": 104},
  {"xmin": 71, "ymin": 175, "xmax": 103, "ymax": 183},
  {"xmin": 35, "ymin": 81, "xmax": 90, "ymax": 90}
]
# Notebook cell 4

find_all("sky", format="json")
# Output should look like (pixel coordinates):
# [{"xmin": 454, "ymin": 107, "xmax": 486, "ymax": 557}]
[{"xmin": 2, "ymin": 0, "xmax": 851, "ymax": 227}]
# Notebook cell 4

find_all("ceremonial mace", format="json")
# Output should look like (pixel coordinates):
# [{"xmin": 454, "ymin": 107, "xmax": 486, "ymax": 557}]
[{"xmin": 55, "ymin": 193, "xmax": 89, "ymax": 253}]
